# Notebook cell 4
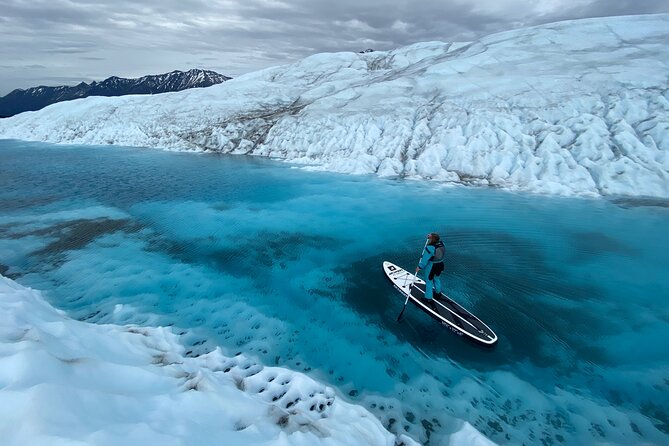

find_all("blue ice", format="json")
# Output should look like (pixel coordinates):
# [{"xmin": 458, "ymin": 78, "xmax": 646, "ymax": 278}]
[{"xmin": 1, "ymin": 139, "xmax": 668, "ymax": 445}]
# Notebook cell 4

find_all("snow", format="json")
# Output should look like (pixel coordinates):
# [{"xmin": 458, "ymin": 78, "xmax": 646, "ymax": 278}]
[
  {"xmin": 1, "ymin": 14, "xmax": 667, "ymax": 197},
  {"xmin": 0, "ymin": 274, "xmax": 429, "ymax": 446}
]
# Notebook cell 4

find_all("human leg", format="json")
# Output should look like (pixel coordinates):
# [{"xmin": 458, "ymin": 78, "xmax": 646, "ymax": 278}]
[
  {"xmin": 424, "ymin": 266, "xmax": 434, "ymax": 299},
  {"xmin": 433, "ymin": 274, "xmax": 442, "ymax": 295},
  {"xmin": 432, "ymin": 262, "xmax": 444, "ymax": 295}
]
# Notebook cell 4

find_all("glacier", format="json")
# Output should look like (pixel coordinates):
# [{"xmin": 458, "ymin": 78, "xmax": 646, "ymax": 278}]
[
  {"xmin": 1, "ymin": 14, "xmax": 668, "ymax": 198},
  {"xmin": 0, "ymin": 274, "xmax": 431, "ymax": 446}
]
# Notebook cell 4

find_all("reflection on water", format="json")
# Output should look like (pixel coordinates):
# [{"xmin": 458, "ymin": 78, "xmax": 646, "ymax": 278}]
[{"xmin": 1, "ymin": 139, "xmax": 668, "ymax": 445}]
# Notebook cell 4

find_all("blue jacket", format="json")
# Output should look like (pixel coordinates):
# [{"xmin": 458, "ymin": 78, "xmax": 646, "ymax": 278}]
[{"xmin": 419, "ymin": 242, "xmax": 444, "ymax": 270}]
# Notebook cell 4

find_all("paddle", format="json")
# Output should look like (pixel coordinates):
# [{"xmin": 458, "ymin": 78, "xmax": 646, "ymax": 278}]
[{"xmin": 396, "ymin": 237, "xmax": 429, "ymax": 322}]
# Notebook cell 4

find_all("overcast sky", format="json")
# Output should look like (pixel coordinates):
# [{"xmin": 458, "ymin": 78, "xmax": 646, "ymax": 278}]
[{"xmin": 1, "ymin": 0, "xmax": 667, "ymax": 95}]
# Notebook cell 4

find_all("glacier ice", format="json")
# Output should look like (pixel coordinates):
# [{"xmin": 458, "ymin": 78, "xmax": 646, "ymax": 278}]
[{"xmin": 0, "ymin": 14, "xmax": 667, "ymax": 198}]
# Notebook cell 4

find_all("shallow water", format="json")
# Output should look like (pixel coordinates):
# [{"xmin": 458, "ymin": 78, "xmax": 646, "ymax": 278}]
[{"xmin": 1, "ymin": 139, "xmax": 668, "ymax": 445}]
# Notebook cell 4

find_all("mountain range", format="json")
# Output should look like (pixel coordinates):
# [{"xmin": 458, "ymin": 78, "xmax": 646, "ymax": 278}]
[{"xmin": 0, "ymin": 69, "xmax": 231, "ymax": 117}]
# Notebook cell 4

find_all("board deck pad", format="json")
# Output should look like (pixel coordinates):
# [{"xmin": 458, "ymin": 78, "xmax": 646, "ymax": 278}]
[{"xmin": 383, "ymin": 261, "xmax": 497, "ymax": 346}]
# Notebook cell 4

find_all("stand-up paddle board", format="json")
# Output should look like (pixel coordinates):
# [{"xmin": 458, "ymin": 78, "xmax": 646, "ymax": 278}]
[{"xmin": 383, "ymin": 261, "xmax": 498, "ymax": 346}]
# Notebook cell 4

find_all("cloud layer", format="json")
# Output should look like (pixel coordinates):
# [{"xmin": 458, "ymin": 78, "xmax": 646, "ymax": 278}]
[{"xmin": 1, "ymin": 0, "xmax": 667, "ymax": 94}]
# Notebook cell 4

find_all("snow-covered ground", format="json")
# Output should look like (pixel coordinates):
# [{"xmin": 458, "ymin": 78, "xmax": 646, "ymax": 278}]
[
  {"xmin": 1, "ymin": 275, "xmax": 463, "ymax": 446},
  {"xmin": 1, "ymin": 14, "xmax": 668, "ymax": 198}
]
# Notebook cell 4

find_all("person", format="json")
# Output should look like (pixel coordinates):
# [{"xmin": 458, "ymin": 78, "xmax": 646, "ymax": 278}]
[{"xmin": 415, "ymin": 232, "xmax": 445, "ymax": 301}]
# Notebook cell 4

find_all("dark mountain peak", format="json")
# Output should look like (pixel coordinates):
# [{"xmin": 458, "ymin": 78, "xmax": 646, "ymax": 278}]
[{"xmin": 0, "ymin": 69, "xmax": 232, "ymax": 117}]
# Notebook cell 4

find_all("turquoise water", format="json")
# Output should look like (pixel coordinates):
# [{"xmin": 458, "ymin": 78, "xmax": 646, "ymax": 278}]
[{"xmin": 1, "ymin": 139, "xmax": 668, "ymax": 445}]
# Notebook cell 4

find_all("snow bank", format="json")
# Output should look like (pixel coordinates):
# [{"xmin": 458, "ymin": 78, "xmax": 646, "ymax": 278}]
[
  {"xmin": 1, "ymin": 14, "xmax": 668, "ymax": 198},
  {"xmin": 0, "ymin": 275, "xmax": 426, "ymax": 446}
]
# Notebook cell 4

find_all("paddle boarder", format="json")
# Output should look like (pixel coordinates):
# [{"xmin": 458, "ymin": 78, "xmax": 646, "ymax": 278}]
[{"xmin": 415, "ymin": 232, "xmax": 445, "ymax": 301}]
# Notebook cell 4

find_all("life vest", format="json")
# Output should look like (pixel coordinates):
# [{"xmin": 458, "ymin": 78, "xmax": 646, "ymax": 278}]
[{"xmin": 430, "ymin": 241, "xmax": 445, "ymax": 263}]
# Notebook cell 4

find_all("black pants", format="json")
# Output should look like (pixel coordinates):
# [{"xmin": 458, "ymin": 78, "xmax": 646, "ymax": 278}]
[{"xmin": 428, "ymin": 262, "xmax": 444, "ymax": 280}]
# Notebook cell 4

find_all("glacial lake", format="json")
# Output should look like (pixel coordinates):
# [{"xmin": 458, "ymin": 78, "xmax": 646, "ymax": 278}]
[{"xmin": 1, "ymin": 139, "xmax": 667, "ymax": 445}]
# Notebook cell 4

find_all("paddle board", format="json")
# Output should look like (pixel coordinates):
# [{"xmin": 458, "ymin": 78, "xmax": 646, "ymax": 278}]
[{"xmin": 383, "ymin": 261, "xmax": 498, "ymax": 346}]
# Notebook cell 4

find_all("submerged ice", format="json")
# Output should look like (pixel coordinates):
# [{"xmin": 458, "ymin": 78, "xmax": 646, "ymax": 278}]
[
  {"xmin": 1, "ymin": 14, "xmax": 668, "ymax": 198},
  {"xmin": 0, "ymin": 275, "xmax": 420, "ymax": 446}
]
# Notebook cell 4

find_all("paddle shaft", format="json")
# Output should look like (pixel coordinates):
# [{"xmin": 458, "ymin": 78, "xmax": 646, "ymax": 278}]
[{"xmin": 397, "ymin": 238, "xmax": 429, "ymax": 322}]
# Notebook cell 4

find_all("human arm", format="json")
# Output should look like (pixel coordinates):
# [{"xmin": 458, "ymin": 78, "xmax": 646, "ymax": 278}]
[{"xmin": 416, "ymin": 245, "xmax": 435, "ymax": 272}]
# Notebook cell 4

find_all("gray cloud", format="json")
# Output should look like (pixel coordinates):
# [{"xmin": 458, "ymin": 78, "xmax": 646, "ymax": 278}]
[{"xmin": 0, "ymin": 0, "xmax": 667, "ymax": 95}]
